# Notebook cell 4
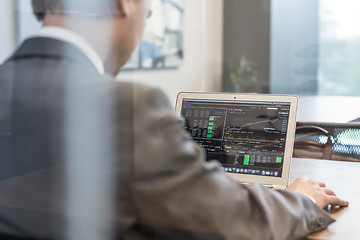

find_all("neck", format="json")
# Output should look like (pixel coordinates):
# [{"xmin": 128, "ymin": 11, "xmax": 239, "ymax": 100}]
[{"xmin": 43, "ymin": 14, "xmax": 117, "ymax": 75}]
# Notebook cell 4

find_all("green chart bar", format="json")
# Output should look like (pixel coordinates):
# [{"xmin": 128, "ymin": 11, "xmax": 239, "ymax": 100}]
[
  {"xmin": 181, "ymin": 118, "xmax": 186, "ymax": 127},
  {"xmin": 244, "ymin": 155, "xmax": 250, "ymax": 165}
]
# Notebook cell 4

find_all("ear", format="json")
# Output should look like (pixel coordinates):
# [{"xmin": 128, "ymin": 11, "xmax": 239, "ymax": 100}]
[{"xmin": 116, "ymin": 0, "xmax": 130, "ymax": 17}]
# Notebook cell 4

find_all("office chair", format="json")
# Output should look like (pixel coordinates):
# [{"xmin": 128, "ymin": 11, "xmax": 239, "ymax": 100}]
[{"xmin": 294, "ymin": 121, "xmax": 360, "ymax": 162}]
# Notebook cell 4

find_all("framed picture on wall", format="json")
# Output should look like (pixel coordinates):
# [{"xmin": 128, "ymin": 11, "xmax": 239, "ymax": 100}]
[{"xmin": 123, "ymin": 0, "xmax": 184, "ymax": 71}]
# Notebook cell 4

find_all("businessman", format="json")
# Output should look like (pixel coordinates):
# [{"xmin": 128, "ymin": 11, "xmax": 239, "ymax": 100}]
[{"xmin": 0, "ymin": 0, "xmax": 348, "ymax": 239}]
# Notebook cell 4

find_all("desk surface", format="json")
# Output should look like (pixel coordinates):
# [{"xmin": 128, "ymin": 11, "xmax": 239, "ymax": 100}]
[
  {"xmin": 290, "ymin": 158, "xmax": 360, "ymax": 239},
  {"xmin": 297, "ymin": 96, "xmax": 360, "ymax": 123}
]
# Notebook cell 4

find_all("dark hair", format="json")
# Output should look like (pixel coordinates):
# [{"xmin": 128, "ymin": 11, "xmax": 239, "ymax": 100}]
[{"xmin": 32, "ymin": 0, "xmax": 117, "ymax": 21}]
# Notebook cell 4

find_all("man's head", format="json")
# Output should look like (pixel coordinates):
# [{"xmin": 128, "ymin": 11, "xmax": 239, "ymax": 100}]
[{"xmin": 32, "ymin": 0, "xmax": 152, "ymax": 75}]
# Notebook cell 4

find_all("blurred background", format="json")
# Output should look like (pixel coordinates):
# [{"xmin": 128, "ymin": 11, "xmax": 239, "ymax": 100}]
[{"xmin": 2, "ymin": 0, "xmax": 360, "ymax": 122}]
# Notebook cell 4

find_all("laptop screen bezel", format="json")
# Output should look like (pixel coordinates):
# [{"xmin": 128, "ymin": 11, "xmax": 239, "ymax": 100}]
[{"xmin": 175, "ymin": 92, "xmax": 298, "ymax": 187}]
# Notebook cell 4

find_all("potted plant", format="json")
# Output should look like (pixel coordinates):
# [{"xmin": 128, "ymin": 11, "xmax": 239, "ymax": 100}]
[{"xmin": 227, "ymin": 55, "xmax": 258, "ymax": 93}]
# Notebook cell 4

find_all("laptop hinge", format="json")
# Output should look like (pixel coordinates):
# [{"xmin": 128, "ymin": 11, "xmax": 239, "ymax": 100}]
[{"xmin": 269, "ymin": 185, "xmax": 286, "ymax": 190}]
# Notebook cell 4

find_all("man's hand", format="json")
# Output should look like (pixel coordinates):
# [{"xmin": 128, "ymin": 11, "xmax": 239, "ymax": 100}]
[{"xmin": 287, "ymin": 177, "xmax": 349, "ymax": 209}]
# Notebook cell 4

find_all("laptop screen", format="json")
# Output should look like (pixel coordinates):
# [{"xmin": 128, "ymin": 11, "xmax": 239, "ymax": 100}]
[{"xmin": 181, "ymin": 98, "xmax": 292, "ymax": 178}]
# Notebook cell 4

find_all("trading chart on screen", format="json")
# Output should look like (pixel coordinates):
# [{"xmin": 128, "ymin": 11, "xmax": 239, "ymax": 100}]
[{"xmin": 181, "ymin": 99, "xmax": 291, "ymax": 177}]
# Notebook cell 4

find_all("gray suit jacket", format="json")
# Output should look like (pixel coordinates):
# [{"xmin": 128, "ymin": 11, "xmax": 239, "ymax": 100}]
[{"xmin": 0, "ymin": 37, "xmax": 334, "ymax": 240}]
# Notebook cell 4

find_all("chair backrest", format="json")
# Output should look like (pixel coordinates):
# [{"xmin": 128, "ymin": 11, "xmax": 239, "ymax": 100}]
[{"xmin": 294, "ymin": 121, "xmax": 360, "ymax": 162}]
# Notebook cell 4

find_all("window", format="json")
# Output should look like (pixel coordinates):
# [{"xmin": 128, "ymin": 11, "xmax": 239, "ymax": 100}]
[{"xmin": 223, "ymin": 0, "xmax": 360, "ymax": 97}]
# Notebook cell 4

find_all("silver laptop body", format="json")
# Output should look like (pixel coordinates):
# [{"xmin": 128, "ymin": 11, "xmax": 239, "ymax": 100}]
[{"xmin": 175, "ymin": 92, "xmax": 298, "ymax": 189}]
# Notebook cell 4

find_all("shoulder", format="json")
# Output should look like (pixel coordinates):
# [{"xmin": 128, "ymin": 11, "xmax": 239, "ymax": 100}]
[
  {"xmin": 111, "ymin": 81, "xmax": 172, "ymax": 109},
  {"xmin": 113, "ymin": 81, "xmax": 165, "ymax": 97}
]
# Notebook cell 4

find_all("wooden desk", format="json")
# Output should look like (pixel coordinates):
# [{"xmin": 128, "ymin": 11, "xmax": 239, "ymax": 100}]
[{"xmin": 290, "ymin": 158, "xmax": 360, "ymax": 239}]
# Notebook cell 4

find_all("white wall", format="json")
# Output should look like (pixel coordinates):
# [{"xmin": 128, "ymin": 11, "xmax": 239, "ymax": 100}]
[
  {"xmin": 17, "ymin": 0, "xmax": 42, "ymax": 42},
  {"xmin": 117, "ymin": 0, "xmax": 224, "ymax": 105},
  {"xmin": 0, "ymin": 0, "xmax": 16, "ymax": 64},
  {"xmin": 203, "ymin": 0, "xmax": 224, "ymax": 94}
]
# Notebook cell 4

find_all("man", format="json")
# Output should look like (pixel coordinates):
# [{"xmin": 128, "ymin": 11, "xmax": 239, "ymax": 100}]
[{"xmin": 0, "ymin": 0, "xmax": 348, "ymax": 239}]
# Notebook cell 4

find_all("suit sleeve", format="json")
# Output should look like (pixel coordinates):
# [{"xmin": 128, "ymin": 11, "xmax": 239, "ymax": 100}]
[{"xmin": 130, "ymin": 85, "xmax": 334, "ymax": 240}]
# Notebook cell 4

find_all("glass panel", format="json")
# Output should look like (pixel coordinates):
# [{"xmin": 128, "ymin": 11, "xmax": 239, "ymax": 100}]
[
  {"xmin": 224, "ymin": 0, "xmax": 360, "ymax": 97},
  {"xmin": 222, "ymin": 0, "xmax": 360, "ymax": 122},
  {"xmin": 318, "ymin": 0, "xmax": 360, "ymax": 95},
  {"xmin": 1, "ymin": 1, "xmax": 359, "ymax": 239}
]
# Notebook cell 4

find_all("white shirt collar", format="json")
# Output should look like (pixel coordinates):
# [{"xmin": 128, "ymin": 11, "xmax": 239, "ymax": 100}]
[{"xmin": 35, "ymin": 27, "xmax": 105, "ymax": 75}]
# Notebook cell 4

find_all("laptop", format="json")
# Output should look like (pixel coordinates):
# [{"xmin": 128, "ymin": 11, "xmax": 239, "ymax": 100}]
[{"xmin": 175, "ymin": 92, "xmax": 298, "ymax": 189}]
